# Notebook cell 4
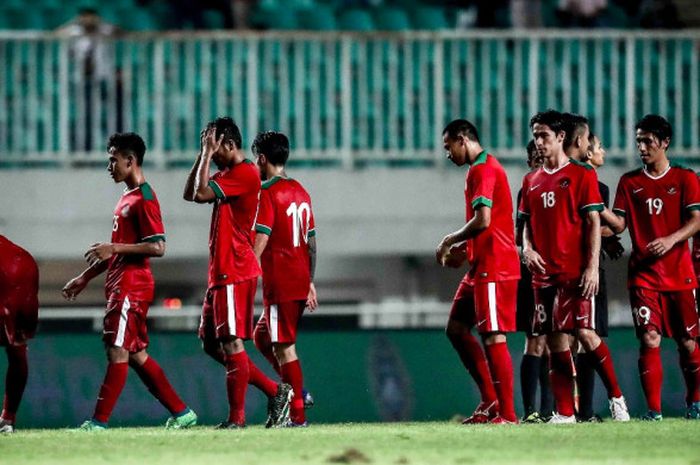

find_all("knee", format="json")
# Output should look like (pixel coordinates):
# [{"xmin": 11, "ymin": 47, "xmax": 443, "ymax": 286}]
[
  {"xmin": 106, "ymin": 346, "xmax": 129, "ymax": 363},
  {"xmin": 576, "ymin": 329, "xmax": 600, "ymax": 351},
  {"xmin": 273, "ymin": 343, "xmax": 295, "ymax": 364},
  {"xmin": 679, "ymin": 337, "xmax": 697, "ymax": 354},
  {"xmin": 525, "ymin": 336, "xmax": 546, "ymax": 356},
  {"xmin": 641, "ymin": 331, "xmax": 661, "ymax": 348},
  {"xmin": 445, "ymin": 320, "xmax": 466, "ymax": 343}
]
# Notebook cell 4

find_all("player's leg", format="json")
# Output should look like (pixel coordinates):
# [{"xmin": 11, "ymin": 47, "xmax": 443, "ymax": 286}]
[
  {"xmin": 547, "ymin": 331, "xmax": 576, "ymax": 423},
  {"xmin": 631, "ymin": 288, "xmax": 664, "ymax": 420},
  {"xmin": 539, "ymin": 345, "xmax": 554, "ymax": 418},
  {"xmin": 200, "ymin": 290, "xmax": 226, "ymax": 365},
  {"xmin": 253, "ymin": 313, "xmax": 282, "ymax": 375},
  {"xmin": 445, "ymin": 282, "xmax": 498, "ymax": 422},
  {"xmin": 129, "ymin": 350, "xmax": 196, "ymax": 428},
  {"xmin": 220, "ymin": 336, "xmax": 249, "ymax": 428},
  {"xmin": 477, "ymin": 281, "xmax": 518, "ymax": 423},
  {"xmin": 670, "ymin": 290, "xmax": 700, "ymax": 418},
  {"xmin": 1, "ymin": 344, "xmax": 28, "ymax": 433},
  {"xmin": 86, "ymin": 345, "xmax": 129, "ymax": 429},
  {"xmin": 521, "ymin": 335, "xmax": 546, "ymax": 422},
  {"xmin": 274, "ymin": 343, "xmax": 304, "ymax": 426}
]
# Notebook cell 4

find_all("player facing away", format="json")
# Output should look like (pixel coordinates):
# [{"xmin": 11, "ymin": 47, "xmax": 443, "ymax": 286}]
[
  {"xmin": 0, "ymin": 236, "xmax": 39, "ymax": 433},
  {"xmin": 436, "ymin": 119, "xmax": 521, "ymax": 424},
  {"xmin": 516, "ymin": 140, "xmax": 554, "ymax": 423},
  {"xmin": 182, "ymin": 118, "xmax": 292, "ymax": 429},
  {"xmin": 519, "ymin": 110, "xmax": 629, "ymax": 424},
  {"xmin": 62, "ymin": 133, "xmax": 197, "ymax": 430},
  {"xmin": 601, "ymin": 114, "xmax": 700, "ymax": 420},
  {"xmin": 250, "ymin": 131, "xmax": 317, "ymax": 427}
]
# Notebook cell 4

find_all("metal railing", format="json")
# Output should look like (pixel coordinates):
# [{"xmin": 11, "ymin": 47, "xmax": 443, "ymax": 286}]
[{"xmin": 0, "ymin": 30, "xmax": 699, "ymax": 167}]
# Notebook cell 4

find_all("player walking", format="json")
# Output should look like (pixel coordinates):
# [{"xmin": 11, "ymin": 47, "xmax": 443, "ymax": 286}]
[
  {"xmin": 250, "ymin": 131, "xmax": 317, "ymax": 427},
  {"xmin": 0, "ymin": 236, "xmax": 39, "ymax": 433},
  {"xmin": 183, "ymin": 118, "xmax": 292, "ymax": 428},
  {"xmin": 602, "ymin": 114, "xmax": 700, "ymax": 420},
  {"xmin": 62, "ymin": 133, "xmax": 197, "ymax": 430},
  {"xmin": 519, "ymin": 110, "xmax": 629, "ymax": 424},
  {"xmin": 436, "ymin": 119, "xmax": 520, "ymax": 424}
]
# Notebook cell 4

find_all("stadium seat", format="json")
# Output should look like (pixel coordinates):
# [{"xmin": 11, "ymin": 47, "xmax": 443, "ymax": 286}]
[
  {"xmin": 337, "ymin": 8, "xmax": 375, "ymax": 31},
  {"xmin": 298, "ymin": 4, "xmax": 338, "ymax": 30},
  {"xmin": 411, "ymin": 6, "xmax": 449, "ymax": 30},
  {"xmin": 374, "ymin": 7, "xmax": 412, "ymax": 31}
]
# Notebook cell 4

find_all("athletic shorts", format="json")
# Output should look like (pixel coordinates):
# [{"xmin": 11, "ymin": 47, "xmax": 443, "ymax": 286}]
[
  {"xmin": 630, "ymin": 287, "xmax": 700, "ymax": 339},
  {"xmin": 199, "ymin": 278, "xmax": 257, "ymax": 342},
  {"xmin": 103, "ymin": 295, "xmax": 150, "ymax": 352},
  {"xmin": 532, "ymin": 281, "xmax": 596, "ymax": 335},
  {"xmin": 449, "ymin": 279, "xmax": 517, "ymax": 334},
  {"xmin": 0, "ymin": 268, "xmax": 39, "ymax": 347},
  {"xmin": 255, "ymin": 300, "xmax": 306, "ymax": 344}
]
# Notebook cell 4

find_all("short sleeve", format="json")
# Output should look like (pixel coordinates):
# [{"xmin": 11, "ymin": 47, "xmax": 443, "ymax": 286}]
[
  {"xmin": 307, "ymin": 205, "xmax": 316, "ymax": 239},
  {"xmin": 209, "ymin": 168, "xmax": 257, "ymax": 199},
  {"xmin": 469, "ymin": 164, "xmax": 496, "ymax": 209},
  {"xmin": 137, "ymin": 195, "xmax": 166, "ymax": 242},
  {"xmin": 254, "ymin": 190, "xmax": 275, "ymax": 236},
  {"xmin": 579, "ymin": 168, "xmax": 604, "ymax": 213},
  {"xmin": 517, "ymin": 177, "xmax": 530, "ymax": 220},
  {"xmin": 682, "ymin": 171, "xmax": 700, "ymax": 212},
  {"xmin": 612, "ymin": 177, "xmax": 628, "ymax": 217}
]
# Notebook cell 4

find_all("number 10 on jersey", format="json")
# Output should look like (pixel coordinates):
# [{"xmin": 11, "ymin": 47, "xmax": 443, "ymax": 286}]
[{"xmin": 287, "ymin": 202, "xmax": 311, "ymax": 247}]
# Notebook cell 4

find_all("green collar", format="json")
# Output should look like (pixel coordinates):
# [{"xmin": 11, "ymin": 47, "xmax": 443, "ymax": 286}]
[{"xmin": 472, "ymin": 150, "xmax": 488, "ymax": 166}]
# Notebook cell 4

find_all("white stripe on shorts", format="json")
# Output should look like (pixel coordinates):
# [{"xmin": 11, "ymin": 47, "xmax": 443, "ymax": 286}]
[
  {"xmin": 590, "ymin": 293, "xmax": 596, "ymax": 330},
  {"xmin": 115, "ymin": 296, "xmax": 130, "ymax": 347},
  {"xmin": 488, "ymin": 282, "xmax": 498, "ymax": 332},
  {"xmin": 270, "ymin": 304, "xmax": 279, "ymax": 343},
  {"xmin": 226, "ymin": 284, "xmax": 236, "ymax": 336}
]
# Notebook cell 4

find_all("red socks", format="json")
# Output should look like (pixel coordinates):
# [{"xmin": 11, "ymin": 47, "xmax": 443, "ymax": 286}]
[
  {"xmin": 1, "ymin": 345, "xmax": 29, "ymax": 423},
  {"xmin": 132, "ymin": 357, "xmax": 187, "ymax": 415},
  {"xmin": 639, "ymin": 346, "xmax": 663, "ymax": 413},
  {"xmin": 247, "ymin": 354, "xmax": 278, "ymax": 398},
  {"xmin": 550, "ymin": 350, "xmax": 575, "ymax": 417},
  {"xmin": 591, "ymin": 341, "xmax": 623, "ymax": 398},
  {"xmin": 485, "ymin": 342, "xmax": 516, "ymax": 422},
  {"xmin": 93, "ymin": 362, "xmax": 129, "ymax": 423},
  {"xmin": 679, "ymin": 345, "xmax": 700, "ymax": 404},
  {"xmin": 281, "ymin": 360, "xmax": 305, "ymax": 424},
  {"xmin": 448, "ymin": 331, "xmax": 497, "ymax": 405},
  {"xmin": 225, "ymin": 352, "xmax": 249, "ymax": 425}
]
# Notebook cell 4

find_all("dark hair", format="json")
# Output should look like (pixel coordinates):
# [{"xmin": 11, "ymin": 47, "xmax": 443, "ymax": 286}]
[
  {"xmin": 635, "ymin": 114, "xmax": 672, "ymax": 144},
  {"xmin": 588, "ymin": 131, "xmax": 598, "ymax": 145},
  {"xmin": 108, "ymin": 132, "xmax": 146, "ymax": 165},
  {"xmin": 442, "ymin": 119, "xmax": 480, "ymax": 143},
  {"xmin": 252, "ymin": 131, "xmax": 290, "ymax": 166},
  {"xmin": 78, "ymin": 7, "xmax": 99, "ymax": 15},
  {"xmin": 562, "ymin": 112, "xmax": 589, "ymax": 150},
  {"xmin": 208, "ymin": 117, "xmax": 242, "ymax": 149},
  {"xmin": 529, "ymin": 109, "xmax": 566, "ymax": 134}
]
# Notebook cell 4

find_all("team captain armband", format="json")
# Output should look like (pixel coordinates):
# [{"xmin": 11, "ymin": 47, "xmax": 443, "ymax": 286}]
[
  {"xmin": 208, "ymin": 180, "xmax": 225, "ymax": 199},
  {"xmin": 580, "ymin": 203, "xmax": 604, "ymax": 213},
  {"xmin": 471, "ymin": 196, "xmax": 493, "ymax": 208}
]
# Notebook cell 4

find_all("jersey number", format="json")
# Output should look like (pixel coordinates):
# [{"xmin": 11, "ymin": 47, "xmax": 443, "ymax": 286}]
[
  {"xmin": 112, "ymin": 215, "xmax": 119, "ymax": 232},
  {"xmin": 645, "ymin": 198, "xmax": 663, "ymax": 215},
  {"xmin": 541, "ymin": 191, "xmax": 555, "ymax": 208},
  {"xmin": 286, "ymin": 201, "xmax": 311, "ymax": 247}
]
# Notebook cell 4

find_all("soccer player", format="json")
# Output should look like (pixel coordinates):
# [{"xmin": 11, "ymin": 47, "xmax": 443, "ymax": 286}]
[
  {"xmin": 0, "ymin": 236, "xmax": 39, "ymax": 434},
  {"xmin": 516, "ymin": 140, "xmax": 553, "ymax": 423},
  {"xmin": 602, "ymin": 114, "xmax": 700, "ymax": 420},
  {"xmin": 62, "ymin": 133, "xmax": 197, "ymax": 430},
  {"xmin": 519, "ymin": 110, "xmax": 629, "ymax": 424},
  {"xmin": 250, "ymin": 131, "xmax": 317, "ymax": 427},
  {"xmin": 436, "ymin": 119, "xmax": 521, "ymax": 424},
  {"xmin": 182, "ymin": 117, "xmax": 292, "ymax": 429}
]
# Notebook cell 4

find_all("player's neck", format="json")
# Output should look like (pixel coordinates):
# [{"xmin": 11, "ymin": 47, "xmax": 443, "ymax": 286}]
[
  {"xmin": 643, "ymin": 156, "xmax": 670, "ymax": 177},
  {"xmin": 543, "ymin": 151, "xmax": 569, "ymax": 172},
  {"xmin": 266, "ymin": 166, "xmax": 287, "ymax": 180},
  {"xmin": 467, "ymin": 144, "xmax": 484, "ymax": 164},
  {"xmin": 124, "ymin": 170, "xmax": 145, "ymax": 190}
]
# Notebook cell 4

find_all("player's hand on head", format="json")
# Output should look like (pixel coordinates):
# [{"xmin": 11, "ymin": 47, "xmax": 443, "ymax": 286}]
[
  {"xmin": 579, "ymin": 266, "xmax": 599, "ymax": 299},
  {"xmin": 306, "ymin": 282, "xmax": 318, "ymax": 312},
  {"xmin": 522, "ymin": 249, "xmax": 546, "ymax": 275},
  {"xmin": 61, "ymin": 276, "xmax": 87, "ymax": 301},
  {"xmin": 646, "ymin": 236, "xmax": 674, "ymax": 257},
  {"xmin": 85, "ymin": 242, "xmax": 115, "ymax": 266},
  {"xmin": 202, "ymin": 127, "xmax": 223, "ymax": 158}
]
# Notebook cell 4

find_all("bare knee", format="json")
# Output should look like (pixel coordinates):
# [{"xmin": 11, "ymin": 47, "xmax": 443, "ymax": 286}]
[
  {"xmin": 128, "ymin": 350, "xmax": 149, "ymax": 367},
  {"xmin": 576, "ymin": 329, "xmax": 601, "ymax": 352},
  {"xmin": 273, "ymin": 343, "xmax": 297, "ymax": 365},
  {"xmin": 220, "ymin": 338, "xmax": 245, "ymax": 356},
  {"xmin": 525, "ymin": 335, "xmax": 546, "ymax": 356},
  {"xmin": 678, "ymin": 337, "xmax": 697, "ymax": 354},
  {"xmin": 106, "ymin": 346, "xmax": 129, "ymax": 363},
  {"xmin": 483, "ymin": 333, "xmax": 506, "ymax": 346},
  {"xmin": 445, "ymin": 319, "xmax": 469, "ymax": 343},
  {"xmin": 641, "ymin": 331, "xmax": 661, "ymax": 348},
  {"xmin": 547, "ymin": 332, "xmax": 570, "ymax": 352}
]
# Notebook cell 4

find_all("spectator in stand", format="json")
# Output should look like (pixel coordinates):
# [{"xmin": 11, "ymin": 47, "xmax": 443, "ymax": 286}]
[
  {"xmin": 639, "ymin": 0, "xmax": 682, "ymax": 29},
  {"xmin": 167, "ymin": 0, "xmax": 236, "ymax": 29},
  {"xmin": 557, "ymin": 0, "xmax": 608, "ymax": 28},
  {"xmin": 512, "ymin": 0, "xmax": 542, "ymax": 28}
]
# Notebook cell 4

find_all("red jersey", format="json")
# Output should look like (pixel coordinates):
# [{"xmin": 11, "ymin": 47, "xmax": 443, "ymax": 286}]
[
  {"xmin": 464, "ymin": 151, "xmax": 520, "ymax": 283},
  {"xmin": 207, "ymin": 159, "xmax": 262, "ymax": 288},
  {"xmin": 105, "ymin": 183, "xmax": 165, "ymax": 301},
  {"xmin": 612, "ymin": 164, "xmax": 700, "ymax": 291},
  {"xmin": 692, "ymin": 172, "xmax": 700, "ymax": 282},
  {"xmin": 255, "ymin": 176, "xmax": 316, "ymax": 304},
  {"xmin": 517, "ymin": 160, "xmax": 604, "ymax": 287}
]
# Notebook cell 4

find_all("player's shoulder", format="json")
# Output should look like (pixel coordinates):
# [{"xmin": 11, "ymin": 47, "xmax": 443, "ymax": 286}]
[
  {"xmin": 619, "ymin": 167, "xmax": 643, "ymax": 182},
  {"xmin": 138, "ymin": 182, "xmax": 157, "ymax": 201},
  {"xmin": 261, "ymin": 176, "xmax": 285, "ymax": 191},
  {"xmin": 569, "ymin": 159, "xmax": 595, "ymax": 174},
  {"xmin": 670, "ymin": 161, "xmax": 697, "ymax": 178}
]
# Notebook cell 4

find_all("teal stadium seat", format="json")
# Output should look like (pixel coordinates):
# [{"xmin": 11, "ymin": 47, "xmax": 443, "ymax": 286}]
[
  {"xmin": 298, "ymin": 4, "xmax": 338, "ymax": 30},
  {"xmin": 374, "ymin": 7, "xmax": 412, "ymax": 31},
  {"xmin": 411, "ymin": 6, "xmax": 449, "ymax": 30},
  {"xmin": 337, "ymin": 8, "xmax": 375, "ymax": 31},
  {"xmin": 252, "ymin": 5, "xmax": 300, "ymax": 30}
]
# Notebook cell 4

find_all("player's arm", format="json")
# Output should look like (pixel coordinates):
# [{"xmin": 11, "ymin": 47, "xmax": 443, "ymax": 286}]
[
  {"xmin": 521, "ymin": 219, "xmax": 546, "ymax": 274},
  {"xmin": 601, "ymin": 207, "xmax": 626, "ymax": 234},
  {"xmin": 647, "ymin": 209, "xmax": 700, "ymax": 257},
  {"xmin": 253, "ymin": 233, "xmax": 269, "ymax": 262},
  {"xmin": 61, "ymin": 260, "xmax": 109, "ymax": 301},
  {"xmin": 580, "ymin": 210, "xmax": 601, "ymax": 298},
  {"xmin": 435, "ymin": 206, "xmax": 490, "ymax": 266},
  {"xmin": 84, "ymin": 240, "xmax": 165, "ymax": 266},
  {"xmin": 307, "ymin": 235, "xmax": 318, "ymax": 311},
  {"xmin": 184, "ymin": 127, "xmax": 221, "ymax": 203}
]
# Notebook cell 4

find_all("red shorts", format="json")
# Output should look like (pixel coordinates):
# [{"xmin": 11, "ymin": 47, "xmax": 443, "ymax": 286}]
[
  {"xmin": 103, "ymin": 295, "xmax": 150, "ymax": 352},
  {"xmin": 0, "ymin": 264, "xmax": 39, "ymax": 347},
  {"xmin": 256, "ymin": 300, "xmax": 306, "ymax": 344},
  {"xmin": 532, "ymin": 283, "xmax": 595, "ymax": 335},
  {"xmin": 199, "ymin": 278, "xmax": 257, "ymax": 342},
  {"xmin": 449, "ymin": 279, "xmax": 517, "ymax": 334},
  {"xmin": 630, "ymin": 287, "xmax": 700, "ymax": 339}
]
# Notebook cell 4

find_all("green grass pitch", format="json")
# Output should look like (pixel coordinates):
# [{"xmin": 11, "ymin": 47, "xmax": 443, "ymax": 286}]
[{"xmin": 2, "ymin": 420, "xmax": 700, "ymax": 464}]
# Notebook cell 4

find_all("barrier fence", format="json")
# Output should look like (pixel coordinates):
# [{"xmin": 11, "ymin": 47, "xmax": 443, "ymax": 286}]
[{"xmin": 0, "ymin": 30, "xmax": 699, "ymax": 167}]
